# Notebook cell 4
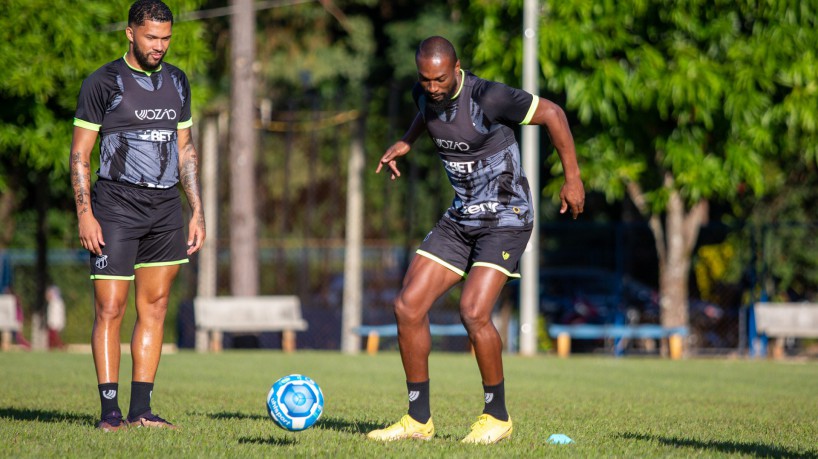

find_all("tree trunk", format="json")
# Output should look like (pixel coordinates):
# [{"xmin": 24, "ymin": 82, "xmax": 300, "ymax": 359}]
[
  {"xmin": 627, "ymin": 176, "xmax": 708, "ymax": 331},
  {"xmin": 229, "ymin": 0, "xmax": 259, "ymax": 296},
  {"xmin": 0, "ymin": 186, "xmax": 15, "ymax": 249}
]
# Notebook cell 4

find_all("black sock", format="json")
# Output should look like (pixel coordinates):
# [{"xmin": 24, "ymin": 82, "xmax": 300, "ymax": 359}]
[
  {"xmin": 482, "ymin": 380, "xmax": 508, "ymax": 421},
  {"xmin": 407, "ymin": 380, "xmax": 431, "ymax": 424},
  {"xmin": 98, "ymin": 383, "xmax": 120, "ymax": 418},
  {"xmin": 128, "ymin": 381, "xmax": 154, "ymax": 420}
]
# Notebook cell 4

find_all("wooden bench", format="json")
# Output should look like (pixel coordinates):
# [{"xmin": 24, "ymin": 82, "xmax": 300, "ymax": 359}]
[
  {"xmin": 753, "ymin": 302, "xmax": 818, "ymax": 358},
  {"xmin": 548, "ymin": 324, "xmax": 689, "ymax": 359},
  {"xmin": 194, "ymin": 296, "xmax": 307, "ymax": 353},
  {"xmin": 0, "ymin": 295, "xmax": 21, "ymax": 351},
  {"xmin": 353, "ymin": 323, "xmax": 468, "ymax": 355}
]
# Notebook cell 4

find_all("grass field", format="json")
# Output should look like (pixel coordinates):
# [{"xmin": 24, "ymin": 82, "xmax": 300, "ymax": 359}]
[{"xmin": 1, "ymin": 351, "xmax": 817, "ymax": 458}]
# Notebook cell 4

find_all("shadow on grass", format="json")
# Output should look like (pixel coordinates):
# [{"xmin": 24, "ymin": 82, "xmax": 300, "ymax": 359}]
[
  {"xmin": 0, "ymin": 407, "xmax": 95, "ymax": 425},
  {"xmin": 205, "ymin": 412, "xmax": 395, "ymax": 436},
  {"xmin": 314, "ymin": 416, "xmax": 382, "ymax": 434},
  {"xmin": 238, "ymin": 436, "xmax": 297, "ymax": 446},
  {"xmin": 206, "ymin": 411, "xmax": 267, "ymax": 421},
  {"xmin": 621, "ymin": 432, "xmax": 818, "ymax": 458}
]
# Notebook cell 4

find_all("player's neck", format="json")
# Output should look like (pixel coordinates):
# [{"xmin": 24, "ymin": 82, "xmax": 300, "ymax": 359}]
[{"xmin": 123, "ymin": 51, "xmax": 160, "ymax": 75}]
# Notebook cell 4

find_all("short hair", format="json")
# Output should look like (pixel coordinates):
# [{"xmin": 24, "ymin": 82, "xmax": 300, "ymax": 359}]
[
  {"xmin": 128, "ymin": 0, "xmax": 174, "ymax": 27},
  {"xmin": 416, "ymin": 36, "xmax": 458, "ymax": 63}
]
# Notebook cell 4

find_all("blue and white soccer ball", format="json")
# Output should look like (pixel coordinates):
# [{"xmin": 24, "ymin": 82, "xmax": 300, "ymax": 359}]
[{"xmin": 266, "ymin": 374, "xmax": 324, "ymax": 431}]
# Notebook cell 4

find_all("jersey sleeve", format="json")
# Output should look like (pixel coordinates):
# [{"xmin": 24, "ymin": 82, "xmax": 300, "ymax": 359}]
[
  {"xmin": 473, "ymin": 79, "xmax": 538, "ymax": 126},
  {"xmin": 177, "ymin": 70, "xmax": 193, "ymax": 130},
  {"xmin": 73, "ymin": 71, "xmax": 110, "ymax": 132}
]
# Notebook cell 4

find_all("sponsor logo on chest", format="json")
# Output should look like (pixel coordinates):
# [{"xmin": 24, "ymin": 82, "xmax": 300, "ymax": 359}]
[
  {"xmin": 444, "ymin": 160, "xmax": 475, "ymax": 174},
  {"xmin": 135, "ymin": 108, "xmax": 177, "ymax": 121},
  {"xmin": 434, "ymin": 137, "xmax": 470, "ymax": 152},
  {"xmin": 138, "ymin": 129, "xmax": 175, "ymax": 142}
]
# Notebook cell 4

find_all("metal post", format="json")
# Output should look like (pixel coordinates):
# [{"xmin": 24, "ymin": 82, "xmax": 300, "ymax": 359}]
[{"xmin": 519, "ymin": 0, "xmax": 541, "ymax": 356}]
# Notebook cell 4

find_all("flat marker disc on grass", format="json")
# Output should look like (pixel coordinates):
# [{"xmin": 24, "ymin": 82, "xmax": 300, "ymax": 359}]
[{"xmin": 547, "ymin": 433, "xmax": 574, "ymax": 444}]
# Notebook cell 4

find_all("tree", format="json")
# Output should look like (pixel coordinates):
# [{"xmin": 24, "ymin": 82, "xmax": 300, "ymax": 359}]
[
  {"xmin": 469, "ymin": 1, "xmax": 818, "ymax": 331},
  {"xmin": 229, "ymin": 0, "xmax": 259, "ymax": 296}
]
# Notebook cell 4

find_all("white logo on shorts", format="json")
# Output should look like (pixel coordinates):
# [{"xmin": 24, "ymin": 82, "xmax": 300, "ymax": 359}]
[
  {"xmin": 408, "ymin": 391, "xmax": 420, "ymax": 402},
  {"xmin": 95, "ymin": 255, "xmax": 109, "ymax": 270},
  {"xmin": 484, "ymin": 393, "xmax": 494, "ymax": 404},
  {"xmin": 102, "ymin": 390, "xmax": 117, "ymax": 400}
]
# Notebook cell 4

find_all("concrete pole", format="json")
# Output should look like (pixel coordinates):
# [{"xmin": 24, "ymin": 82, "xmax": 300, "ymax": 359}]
[
  {"xmin": 195, "ymin": 116, "xmax": 219, "ymax": 352},
  {"xmin": 341, "ymin": 112, "xmax": 364, "ymax": 354},
  {"xmin": 519, "ymin": 0, "xmax": 541, "ymax": 356}
]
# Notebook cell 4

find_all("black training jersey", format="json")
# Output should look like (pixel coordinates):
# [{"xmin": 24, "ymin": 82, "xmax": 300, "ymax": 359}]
[
  {"xmin": 74, "ymin": 56, "xmax": 193, "ymax": 188},
  {"xmin": 413, "ymin": 70, "xmax": 538, "ymax": 228}
]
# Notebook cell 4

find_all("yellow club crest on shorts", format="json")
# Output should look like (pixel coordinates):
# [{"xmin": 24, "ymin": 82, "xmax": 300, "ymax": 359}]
[{"xmin": 502, "ymin": 251, "xmax": 510, "ymax": 260}]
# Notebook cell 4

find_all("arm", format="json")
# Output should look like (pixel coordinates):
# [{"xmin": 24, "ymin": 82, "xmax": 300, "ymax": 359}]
[
  {"xmin": 529, "ymin": 97, "xmax": 585, "ymax": 219},
  {"xmin": 375, "ymin": 112, "xmax": 426, "ymax": 180},
  {"xmin": 177, "ymin": 127, "xmax": 206, "ymax": 255},
  {"xmin": 70, "ymin": 127, "xmax": 105, "ymax": 255}
]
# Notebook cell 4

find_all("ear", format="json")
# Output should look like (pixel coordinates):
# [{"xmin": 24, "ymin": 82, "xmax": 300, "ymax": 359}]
[
  {"xmin": 125, "ymin": 26, "xmax": 134, "ymax": 44},
  {"xmin": 454, "ymin": 59, "xmax": 461, "ymax": 73}
]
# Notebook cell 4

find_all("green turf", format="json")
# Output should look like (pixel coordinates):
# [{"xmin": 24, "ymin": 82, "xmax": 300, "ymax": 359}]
[{"xmin": 1, "ymin": 351, "xmax": 816, "ymax": 458}]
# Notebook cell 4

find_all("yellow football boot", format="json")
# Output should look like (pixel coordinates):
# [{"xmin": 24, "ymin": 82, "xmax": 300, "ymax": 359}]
[
  {"xmin": 367, "ymin": 414, "xmax": 435, "ymax": 441},
  {"xmin": 461, "ymin": 414, "xmax": 513, "ymax": 444}
]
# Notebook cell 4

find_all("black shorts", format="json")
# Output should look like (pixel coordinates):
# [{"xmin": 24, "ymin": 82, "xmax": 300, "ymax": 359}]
[
  {"xmin": 417, "ymin": 217, "xmax": 533, "ymax": 279},
  {"xmin": 89, "ymin": 179, "xmax": 188, "ymax": 280}
]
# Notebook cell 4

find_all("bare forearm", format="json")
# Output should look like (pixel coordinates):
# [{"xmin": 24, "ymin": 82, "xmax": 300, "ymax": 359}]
[
  {"xmin": 70, "ymin": 150, "xmax": 93, "ymax": 218},
  {"xmin": 537, "ymin": 99, "xmax": 581, "ymax": 180},
  {"xmin": 179, "ymin": 143, "xmax": 205, "ymax": 228}
]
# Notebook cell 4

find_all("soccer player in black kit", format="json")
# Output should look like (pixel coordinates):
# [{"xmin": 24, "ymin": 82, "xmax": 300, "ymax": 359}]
[
  {"xmin": 367, "ymin": 36, "xmax": 584, "ymax": 444},
  {"xmin": 70, "ymin": 0, "xmax": 205, "ymax": 431}
]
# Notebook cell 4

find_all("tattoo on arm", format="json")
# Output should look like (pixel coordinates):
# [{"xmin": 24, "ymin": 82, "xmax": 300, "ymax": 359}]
[
  {"xmin": 179, "ymin": 142, "xmax": 205, "ymax": 229},
  {"xmin": 70, "ymin": 151, "xmax": 91, "ymax": 217}
]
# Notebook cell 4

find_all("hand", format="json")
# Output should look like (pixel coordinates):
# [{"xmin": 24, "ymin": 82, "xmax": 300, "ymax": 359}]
[
  {"xmin": 186, "ymin": 214, "xmax": 206, "ymax": 255},
  {"xmin": 78, "ymin": 215, "xmax": 105, "ymax": 256},
  {"xmin": 559, "ymin": 177, "xmax": 585, "ymax": 219},
  {"xmin": 375, "ymin": 140, "xmax": 412, "ymax": 180}
]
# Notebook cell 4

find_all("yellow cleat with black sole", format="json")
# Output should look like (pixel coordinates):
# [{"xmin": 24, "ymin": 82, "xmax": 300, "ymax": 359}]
[
  {"xmin": 367, "ymin": 414, "xmax": 435, "ymax": 441},
  {"xmin": 461, "ymin": 414, "xmax": 512, "ymax": 444}
]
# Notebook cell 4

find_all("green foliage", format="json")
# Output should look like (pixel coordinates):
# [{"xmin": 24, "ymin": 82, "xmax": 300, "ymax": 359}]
[
  {"xmin": 469, "ymin": 0, "xmax": 818, "ymax": 212},
  {"xmin": 0, "ymin": 0, "xmax": 209, "ymax": 169},
  {"xmin": 729, "ymin": 160, "xmax": 818, "ymax": 301},
  {"xmin": 384, "ymin": 6, "xmax": 467, "ymax": 81},
  {"xmin": 463, "ymin": 0, "xmax": 525, "ymax": 86},
  {"xmin": 1, "ymin": 352, "xmax": 818, "ymax": 457},
  {"xmin": 255, "ymin": 1, "xmax": 376, "ymax": 92}
]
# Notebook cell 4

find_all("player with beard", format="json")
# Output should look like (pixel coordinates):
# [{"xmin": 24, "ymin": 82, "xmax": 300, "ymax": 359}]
[
  {"xmin": 70, "ymin": 0, "xmax": 205, "ymax": 431},
  {"xmin": 367, "ymin": 36, "xmax": 584, "ymax": 444}
]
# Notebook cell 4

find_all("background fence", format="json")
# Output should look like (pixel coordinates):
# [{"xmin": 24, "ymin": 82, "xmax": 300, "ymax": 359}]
[{"xmin": 3, "ymin": 221, "xmax": 817, "ymax": 355}]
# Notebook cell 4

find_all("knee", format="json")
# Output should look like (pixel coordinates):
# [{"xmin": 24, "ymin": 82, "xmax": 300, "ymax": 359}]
[
  {"xmin": 95, "ymin": 301, "xmax": 126, "ymax": 322},
  {"xmin": 140, "ymin": 298, "xmax": 169, "ymax": 322},
  {"xmin": 393, "ymin": 295, "xmax": 425, "ymax": 326},
  {"xmin": 459, "ymin": 302, "xmax": 491, "ymax": 331}
]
